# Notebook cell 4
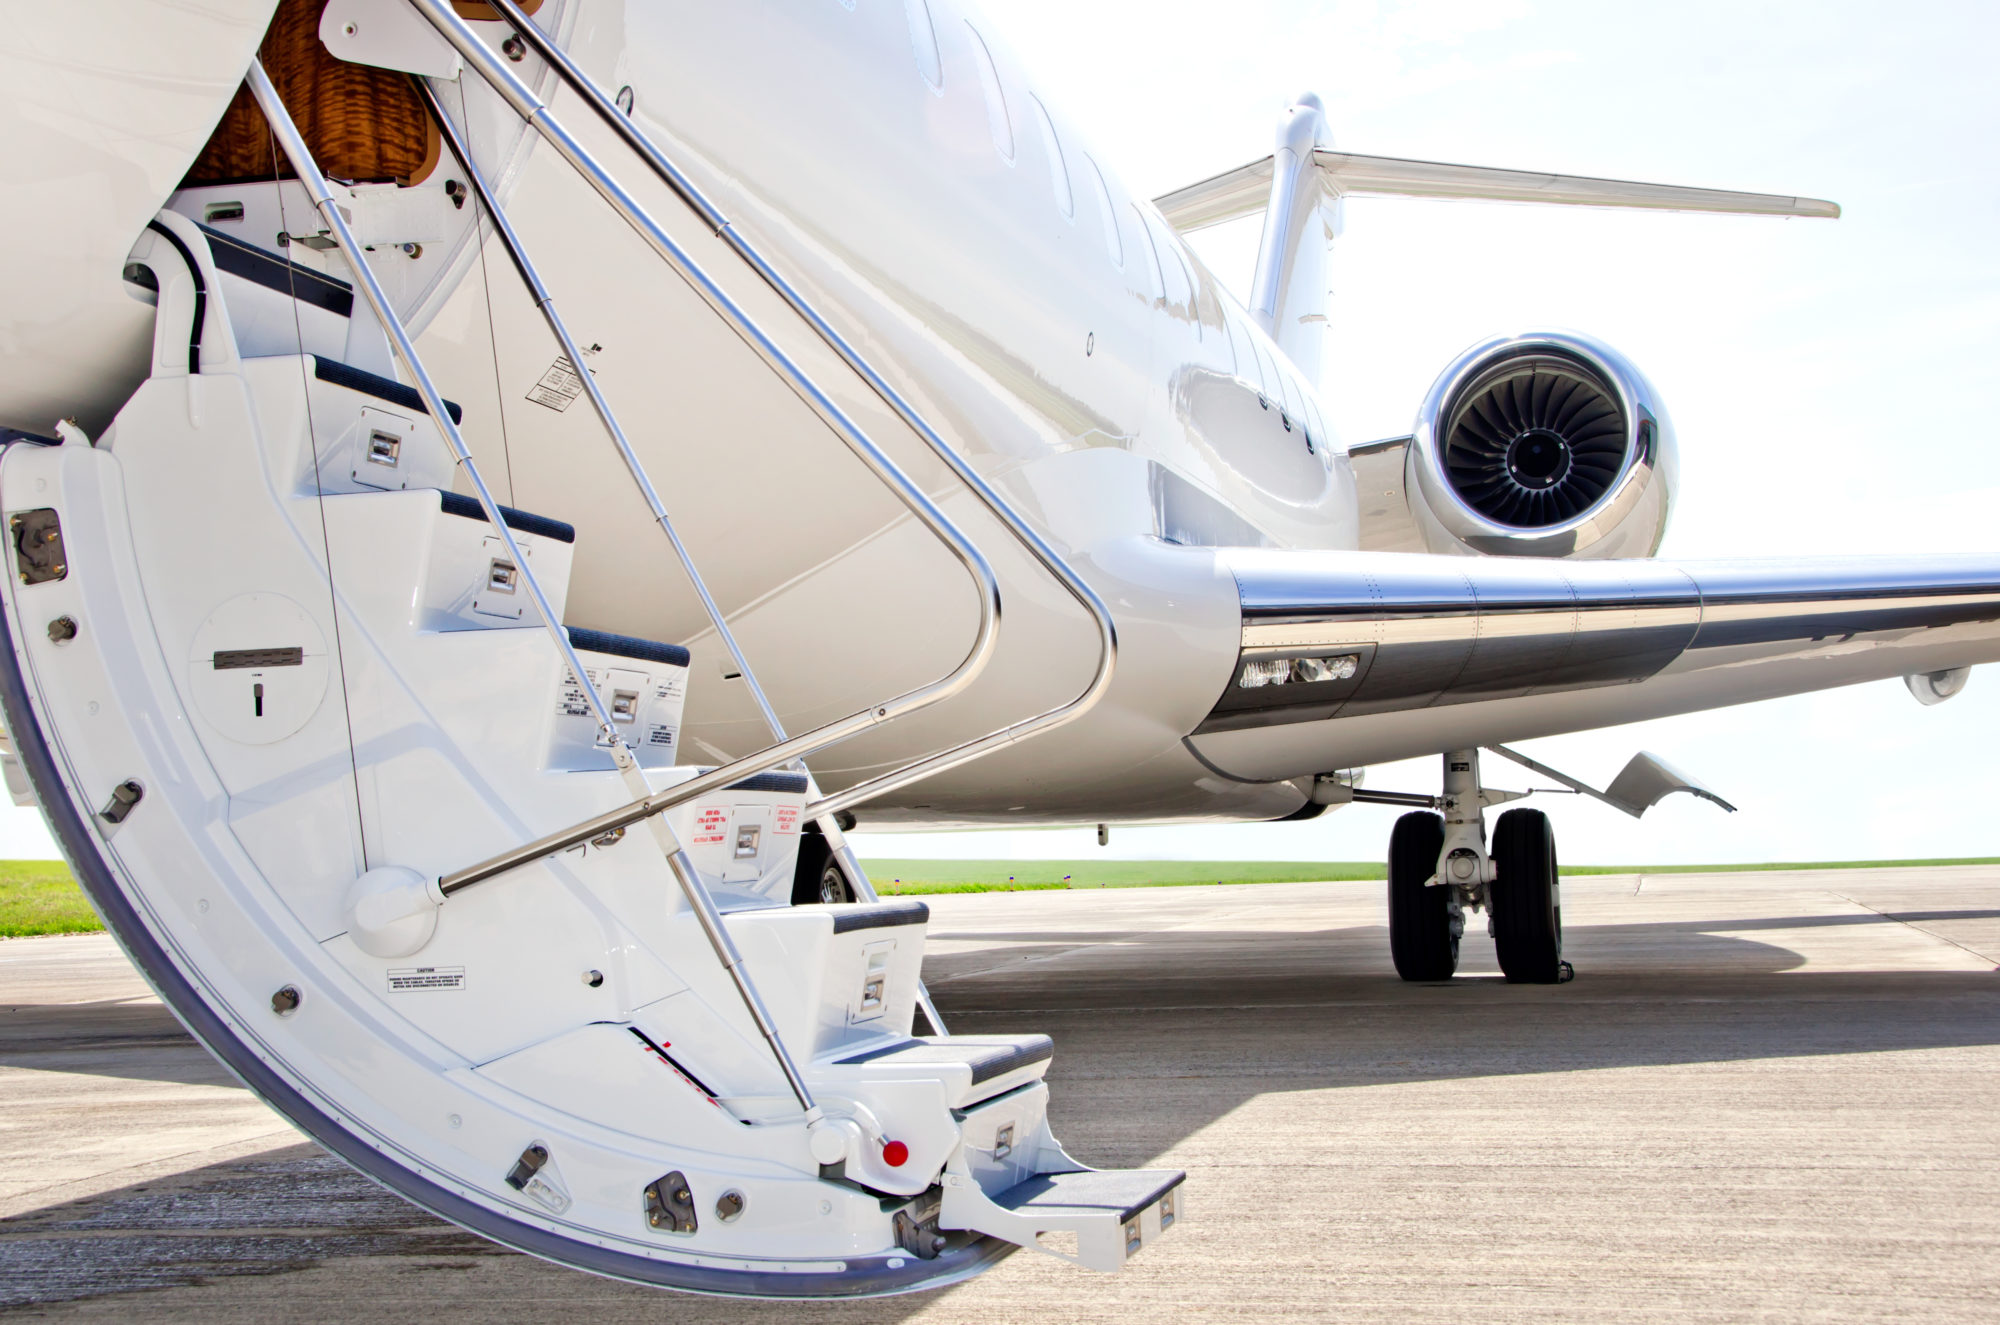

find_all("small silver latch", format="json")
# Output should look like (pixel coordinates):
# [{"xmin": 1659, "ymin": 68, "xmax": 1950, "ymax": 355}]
[
  {"xmin": 732, "ymin": 822, "xmax": 760, "ymax": 859},
  {"xmin": 993, "ymin": 1123, "xmax": 1014, "ymax": 1159},
  {"xmin": 366, "ymin": 431, "xmax": 401, "ymax": 467},
  {"xmin": 487, "ymin": 560, "xmax": 517, "ymax": 593},
  {"xmin": 611, "ymin": 688, "xmax": 640, "ymax": 723}
]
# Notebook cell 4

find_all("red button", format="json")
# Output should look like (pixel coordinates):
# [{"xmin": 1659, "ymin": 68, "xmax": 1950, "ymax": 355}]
[{"xmin": 882, "ymin": 1140, "xmax": 909, "ymax": 1167}]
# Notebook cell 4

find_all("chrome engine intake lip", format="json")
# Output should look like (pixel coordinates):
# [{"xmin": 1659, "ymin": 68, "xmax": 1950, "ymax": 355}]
[{"xmin": 1409, "ymin": 330, "xmax": 1676, "ymax": 558}]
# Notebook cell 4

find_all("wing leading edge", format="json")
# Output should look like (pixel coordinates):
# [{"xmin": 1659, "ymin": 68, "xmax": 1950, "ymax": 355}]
[{"xmin": 1188, "ymin": 550, "xmax": 2000, "ymax": 781}]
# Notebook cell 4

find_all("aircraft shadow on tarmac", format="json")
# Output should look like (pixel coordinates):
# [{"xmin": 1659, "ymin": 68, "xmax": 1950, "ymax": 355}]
[{"xmin": 4, "ymin": 910, "xmax": 1998, "ymax": 1315}]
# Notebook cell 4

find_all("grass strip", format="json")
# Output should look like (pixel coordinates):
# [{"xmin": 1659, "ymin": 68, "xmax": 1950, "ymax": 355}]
[
  {"xmin": 863, "ymin": 856, "xmax": 2000, "ymax": 893},
  {"xmin": 0, "ymin": 860, "xmax": 100, "ymax": 937},
  {"xmin": 6, "ymin": 855, "xmax": 2000, "ymax": 931}
]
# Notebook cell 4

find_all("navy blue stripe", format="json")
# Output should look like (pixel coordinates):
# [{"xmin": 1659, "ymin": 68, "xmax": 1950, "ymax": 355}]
[
  {"xmin": 723, "ymin": 771, "xmax": 808, "ymax": 794},
  {"xmin": 437, "ymin": 490, "xmax": 575, "ymax": 544},
  {"xmin": 313, "ymin": 357, "xmax": 464, "ymax": 425},
  {"xmin": 566, "ymin": 626, "xmax": 688, "ymax": 667},
  {"xmin": 198, "ymin": 222, "xmax": 354, "ymax": 318},
  {"xmin": 0, "ymin": 551, "xmax": 1009, "ymax": 1296},
  {"xmin": 831, "ymin": 898, "xmax": 930, "ymax": 934},
  {"xmin": 835, "ymin": 1039, "xmax": 925, "ymax": 1066},
  {"xmin": 147, "ymin": 221, "xmax": 207, "ymax": 374}
]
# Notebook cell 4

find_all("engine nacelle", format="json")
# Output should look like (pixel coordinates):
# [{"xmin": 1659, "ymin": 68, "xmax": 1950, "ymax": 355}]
[{"xmin": 1406, "ymin": 331, "xmax": 1677, "ymax": 558}]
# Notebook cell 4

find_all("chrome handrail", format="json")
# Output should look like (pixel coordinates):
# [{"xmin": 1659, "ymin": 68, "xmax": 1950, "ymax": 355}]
[
  {"xmin": 416, "ymin": 79, "xmax": 948, "ymax": 1033},
  {"xmin": 247, "ymin": 61, "xmax": 827, "ymax": 1122},
  {"xmin": 415, "ymin": 0, "xmax": 1119, "ymax": 837}
]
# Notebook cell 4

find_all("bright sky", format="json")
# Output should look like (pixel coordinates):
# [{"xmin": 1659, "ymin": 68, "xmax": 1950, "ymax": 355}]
[{"xmin": 4, "ymin": 2, "xmax": 1995, "ymax": 866}]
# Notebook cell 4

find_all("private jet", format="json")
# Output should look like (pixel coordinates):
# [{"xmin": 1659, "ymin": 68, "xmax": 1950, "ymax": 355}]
[{"xmin": 1, "ymin": 0, "xmax": 1986, "ymax": 1297}]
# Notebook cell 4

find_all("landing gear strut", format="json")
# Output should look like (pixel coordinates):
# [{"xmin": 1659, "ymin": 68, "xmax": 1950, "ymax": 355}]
[{"xmin": 1383, "ymin": 750, "xmax": 1568, "ymax": 984}]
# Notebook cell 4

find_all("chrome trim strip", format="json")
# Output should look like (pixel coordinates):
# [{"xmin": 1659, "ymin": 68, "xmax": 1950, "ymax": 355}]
[{"xmin": 1206, "ymin": 550, "xmax": 2000, "ymax": 732}]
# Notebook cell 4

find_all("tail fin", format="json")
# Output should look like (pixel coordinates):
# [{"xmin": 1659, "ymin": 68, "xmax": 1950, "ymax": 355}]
[{"xmin": 1155, "ymin": 99, "xmax": 1836, "ymax": 382}]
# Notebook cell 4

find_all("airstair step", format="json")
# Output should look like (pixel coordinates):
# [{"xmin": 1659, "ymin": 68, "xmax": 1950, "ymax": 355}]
[
  {"xmin": 831, "ymin": 897, "xmax": 928, "ymax": 933},
  {"xmin": 202, "ymin": 221, "xmax": 355, "ymax": 317},
  {"xmin": 992, "ymin": 1168, "xmax": 1185, "ymax": 1225},
  {"xmin": 437, "ymin": 489, "xmax": 572, "ymax": 542},
  {"xmin": 723, "ymin": 770, "xmax": 809, "ymax": 794},
  {"xmin": 313, "ymin": 355, "xmax": 463, "ymax": 423},
  {"xmin": 941, "ymin": 1164, "xmax": 1185, "ymax": 1273},
  {"xmin": 564, "ymin": 625, "xmax": 687, "ymax": 667},
  {"xmin": 827, "ymin": 1034, "xmax": 1053, "ymax": 1107}
]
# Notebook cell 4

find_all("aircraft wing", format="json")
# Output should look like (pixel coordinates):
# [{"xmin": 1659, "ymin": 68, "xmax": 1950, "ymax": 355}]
[
  {"xmin": 1187, "ymin": 550, "xmax": 2000, "ymax": 780},
  {"xmin": 1154, "ymin": 150, "xmax": 1839, "ymax": 233}
]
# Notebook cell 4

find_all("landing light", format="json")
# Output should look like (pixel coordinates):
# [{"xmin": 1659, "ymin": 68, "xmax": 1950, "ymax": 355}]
[{"xmin": 1237, "ymin": 654, "xmax": 1360, "ymax": 689}]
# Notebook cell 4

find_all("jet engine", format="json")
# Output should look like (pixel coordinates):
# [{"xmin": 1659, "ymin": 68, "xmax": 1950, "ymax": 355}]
[{"xmin": 1405, "ymin": 331, "xmax": 1677, "ymax": 558}]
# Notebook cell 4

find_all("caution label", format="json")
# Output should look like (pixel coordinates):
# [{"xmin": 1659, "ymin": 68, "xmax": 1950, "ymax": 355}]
[
  {"xmin": 389, "ymin": 965, "xmax": 467, "ymax": 992},
  {"xmin": 692, "ymin": 806, "xmax": 728, "ymax": 846},
  {"xmin": 526, "ymin": 356, "xmax": 587, "ymax": 412},
  {"xmin": 774, "ymin": 804, "xmax": 801, "ymax": 836}
]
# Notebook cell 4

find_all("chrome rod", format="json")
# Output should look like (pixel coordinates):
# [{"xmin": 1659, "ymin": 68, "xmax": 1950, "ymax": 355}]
[
  {"xmin": 471, "ymin": 0, "xmax": 1120, "ymax": 815},
  {"xmin": 243, "ymin": 60, "xmax": 635, "ymax": 776},
  {"xmin": 254, "ymin": 62, "xmax": 822, "ymax": 1118},
  {"xmin": 415, "ymin": 1, "xmax": 1033, "ymax": 894},
  {"xmin": 414, "ymin": 79, "xmax": 788, "ymax": 746},
  {"xmin": 407, "ymin": 0, "xmax": 1000, "ymax": 715},
  {"xmin": 662, "ymin": 844, "xmax": 818, "ymax": 1114},
  {"xmin": 420, "ymin": 78, "xmax": 942, "ymax": 1027}
]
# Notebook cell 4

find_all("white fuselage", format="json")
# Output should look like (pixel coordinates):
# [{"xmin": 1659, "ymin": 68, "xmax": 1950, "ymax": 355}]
[{"xmin": 386, "ymin": 0, "xmax": 1360, "ymax": 825}]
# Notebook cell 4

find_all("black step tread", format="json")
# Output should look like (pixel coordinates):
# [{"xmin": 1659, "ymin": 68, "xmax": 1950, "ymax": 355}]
[
  {"xmin": 314, "ymin": 356, "xmax": 463, "ymax": 424},
  {"xmin": 565, "ymin": 626, "xmax": 689, "ymax": 669},
  {"xmin": 991, "ymin": 1168, "xmax": 1185, "ymax": 1223},
  {"xmin": 835, "ymin": 1034, "xmax": 1051, "ymax": 1085},
  {"xmin": 437, "ymin": 489, "xmax": 574, "ymax": 543},
  {"xmin": 201, "ymin": 222, "xmax": 354, "ymax": 317},
  {"xmin": 830, "ymin": 898, "xmax": 929, "ymax": 934},
  {"xmin": 722, "ymin": 771, "xmax": 809, "ymax": 795}
]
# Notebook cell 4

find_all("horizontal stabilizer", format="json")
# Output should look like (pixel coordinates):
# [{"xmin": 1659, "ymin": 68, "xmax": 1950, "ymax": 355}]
[{"xmin": 1155, "ymin": 151, "xmax": 1839, "ymax": 233}]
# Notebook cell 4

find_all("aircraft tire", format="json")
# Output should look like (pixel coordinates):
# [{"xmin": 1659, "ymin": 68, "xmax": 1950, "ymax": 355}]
[
  {"xmin": 791, "ymin": 825, "xmax": 855, "ymax": 905},
  {"xmin": 1388, "ymin": 811, "xmax": 1458, "ymax": 981},
  {"xmin": 1491, "ymin": 807, "xmax": 1564, "ymax": 982}
]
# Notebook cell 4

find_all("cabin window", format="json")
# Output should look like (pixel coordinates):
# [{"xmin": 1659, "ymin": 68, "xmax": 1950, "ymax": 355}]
[
  {"xmin": 966, "ymin": 24, "xmax": 1012, "ymax": 162},
  {"xmin": 1085, "ymin": 156, "xmax": 1121, "ymax": 267},
  {"xmin": 904, "ymin": 0, "xmax": 943, "ymax": 91},
  {"xmin": 1305, "ymin": 394, "xmax": 1331, "ymax": 454},
  {"xmin": 1170, "ymin": 241, "xmax": 1203, "ymax": 341},
  {"xmin": 1028, "ymin": 95, "xmax": 1073, "ymax": 219},
  {"xmin": 1147, "ymin": 214, "xmax": 1195, "ymax": 330},
  {"xmin": 1255, "ymin": 340, "xmax": 1281, "ymax": 404},
  {"xmin": 1132, "ymin": 205, "xmax": 1166, "ymax": 304},
  {"xmin": 1223, "ymin": 309, "xmax": 1249, "ymax": 378}
]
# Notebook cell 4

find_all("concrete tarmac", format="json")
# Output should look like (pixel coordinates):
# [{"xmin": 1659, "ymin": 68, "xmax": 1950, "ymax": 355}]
[{"xmin": 3, "ymin": 867, "xmax": 1999, "ymax": 1321}]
